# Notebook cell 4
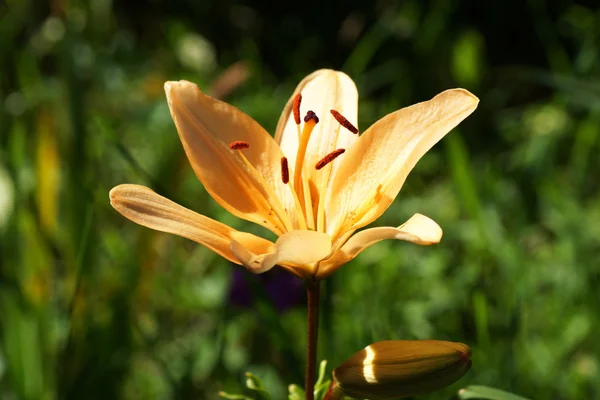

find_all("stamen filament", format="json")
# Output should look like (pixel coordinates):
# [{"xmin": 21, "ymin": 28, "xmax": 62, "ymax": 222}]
[
  {"xmin": 233, "ymin": 148, "xmax": 294, "ymax": 233},
  {"xmin": 282, "ymin": 160, "xmax": 309, "ymax": 231}
]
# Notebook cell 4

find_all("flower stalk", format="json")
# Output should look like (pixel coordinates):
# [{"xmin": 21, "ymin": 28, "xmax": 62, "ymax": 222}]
[{"xmin": 305, "ymin": 279, "xmax": 321, "ymax": 400}]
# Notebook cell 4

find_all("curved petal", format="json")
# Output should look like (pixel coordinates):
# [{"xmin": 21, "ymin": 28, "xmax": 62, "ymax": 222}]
[
  {"xmin": 275, "ymin": 70, "xmax": 359, "ymax": 206},
  {"xmin": 317, "ymin": 214, "xmax": 442, "ymax": 278},
  {"xmin": 230, "ymin": 229, "xmax": 332, "ymax": 277},
  {"xmin": 325, "ymin": 89, "xmax": 478, "ymax": 237},
  {"xmin": 109, "ymin": 184, "xmax": 273, "ymax": 264},
  {"xmin": 165, "ymin": 80, "xmax": 301, "ymax": 234}
]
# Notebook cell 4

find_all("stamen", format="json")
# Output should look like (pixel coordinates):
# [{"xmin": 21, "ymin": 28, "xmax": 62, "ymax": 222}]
[
  {"xmin": 315, "ymin": 148, "xmax": 345, "ymax": 170},
  {"xmin": 229, "ymin": 141, "xmax": 249, "ymax": 150},
  {"xmin": 293, "ymin": 94, "xmax": 302, "ymax": 125},
  {"xmin": 330, "ymin": 109, "xmax": 358, "ymax": 134},
  {"xmin": 281, "ymin": 157, "xmax": 289, "ymax": 184},
  {"xmin": 304, "ymin": 110, "xmax": 319, "ymax": 124}
]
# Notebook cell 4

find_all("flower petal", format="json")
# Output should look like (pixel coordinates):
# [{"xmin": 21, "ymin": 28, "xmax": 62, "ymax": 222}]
[
  {"xmin": 165, "ymin": 80, "xmax": 301, "ymax": 234},
  {"xmin": 109, "ymin": 184, "xmax": 273, "ymax": 263},
  {"xmin": 317, "ymin": 214, "xmax": 442, "ymax": 278},
  {"xmin": 325, "ymin": 89, "xmax": 478, "ymax": 237},
  {"xmin": 230, "ymin": 229, "xmax": 332, "ymax": 277},
  {"xmin": 274, "ymin": 70, "xmax": 359, "ymax": 204}
]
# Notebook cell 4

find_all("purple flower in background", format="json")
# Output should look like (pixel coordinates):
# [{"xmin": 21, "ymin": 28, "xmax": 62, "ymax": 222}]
[{"xmin": 229, "ymin": 266, "xmax": 305, "ymax": 311}]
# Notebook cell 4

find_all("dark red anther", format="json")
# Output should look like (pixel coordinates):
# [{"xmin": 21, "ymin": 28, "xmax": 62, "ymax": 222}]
[
  {"xmin": 281, "ymin": 157, "xmax": 290, "ymax": 184},
  {"xmin": 330, "ymin": 109, "xmax": 358, "ymax": 134},
  {"xmin": 315, "ymin": 148, "xmax": 345, "ymax": 170},
  {"xmin": 229, "ymin": 141, "xmax": 250, "ymax": 150},
  {"xmin": 293, "ymin": 93, "xmax": 302, "ymax": 125}
]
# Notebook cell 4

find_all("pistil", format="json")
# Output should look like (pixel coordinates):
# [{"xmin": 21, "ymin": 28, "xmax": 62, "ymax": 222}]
[{"xmin": 293, "ymin": 110, "xmax": 320, "ymax": 229}]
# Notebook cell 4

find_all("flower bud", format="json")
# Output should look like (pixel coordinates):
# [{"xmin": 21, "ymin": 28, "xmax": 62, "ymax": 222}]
[{"xmin": 332, "ymin": 340, "xmax": 471, "ymax": 399}]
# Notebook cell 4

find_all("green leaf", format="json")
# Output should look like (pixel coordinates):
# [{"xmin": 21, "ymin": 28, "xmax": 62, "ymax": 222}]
[
  {"xmin": 0, "ymin": 291, "xmax": 45, "ymax": 400},
  {"xmin": 219, "ymin": 373, "xmax": 272, "ymax": 400},
  {"xmin": 219, "ymin": 392, "xmax": 252, "ymax": 400},
  {"xmin": 315, "ymin": 360, "xmax": 328, "ymax": 386},
  {"xmin": 245, "ymin": 372, "xmax": 271, "ymax": 400},
  {"xmin": 457, "ymin": 385, "xmax": 531, "ymax": 400},
  {"xmin": 314, "ymin": 360, "xmax": 332, "ymax": 400},
  {"xmin": 287, "ymin": 361, "xmax": 333, "ymax": 400},
  {"xmin": 288, "ymin": 384, "xmax": 304, "ymax": 400}
]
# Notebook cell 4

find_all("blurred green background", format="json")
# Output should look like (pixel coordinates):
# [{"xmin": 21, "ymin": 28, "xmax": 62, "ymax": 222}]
[{"xmin": 1, "ymin": 0, "xmax": 599, "ymax": 399}]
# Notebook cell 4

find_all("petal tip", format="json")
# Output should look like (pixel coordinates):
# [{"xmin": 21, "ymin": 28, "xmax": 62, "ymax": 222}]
[
  {"xmin": 401, "ymin": 213, "xmax": 443, "ymax": 245},
  {"xmin": 109, "ymin": 184, "xmax": 153, "ymax": 206},
  {"xmin": 109, "ymin": 184, "xmax": 127, "ymax": 203},
  {"xmin": 164, "ymin": 80, "xmax": 198, "ymax": 96},
  {"xmin": 164, "ymin": 81, "xmax": 180, "ymax": 96},
  {"xmin": 451, "ymin": 88, "xmax": 480, "ymax": 105}
]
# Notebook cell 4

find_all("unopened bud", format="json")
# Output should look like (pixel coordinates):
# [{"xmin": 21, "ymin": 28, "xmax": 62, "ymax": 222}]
[{"xmin": 331, "ymin": 340, "xmax": 471, "ymax": 399}]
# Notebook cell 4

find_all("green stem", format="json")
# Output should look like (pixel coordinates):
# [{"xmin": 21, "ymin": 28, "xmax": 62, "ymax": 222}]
[{"xmin": 305, "ymin": 280, "xmax": 320, "ymax": 400}]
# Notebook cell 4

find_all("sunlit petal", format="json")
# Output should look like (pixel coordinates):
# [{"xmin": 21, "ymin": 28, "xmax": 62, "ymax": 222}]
[
  {"xmin": 165, "ymin": 80, "xmax": 301, "ymax": 234},
  {"xmin": 317, "ymin": 214, "xmax": 442, "ymax": 278},
  {"xmin": 230, "ymin": 229, "xmax": 332, "ymax": 277},
  {"xmin": 274, "ymin": 70, "xmax": 359, "ymax": 201},
  {"xmin": 109, "ymin": 184, "xmax": 273, "ymax": 263},
  {"xmin": 325, "ymin": 89, "xmax": 478, "ymax": 237}
]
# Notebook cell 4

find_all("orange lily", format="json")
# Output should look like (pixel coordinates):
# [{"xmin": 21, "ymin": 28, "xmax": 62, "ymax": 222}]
[{"xmin": 110, "ymin": 69, "xmax": 478, "ymax": 280}]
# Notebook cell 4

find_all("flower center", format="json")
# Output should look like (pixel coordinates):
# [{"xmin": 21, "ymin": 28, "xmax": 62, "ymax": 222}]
[
  {"xmin": 290, "ymin": 93, "xmax": 358, "ymax": 231},
  {"xmin": 228, "ymin": 92, "xmax": 358, "ymax": 234}
]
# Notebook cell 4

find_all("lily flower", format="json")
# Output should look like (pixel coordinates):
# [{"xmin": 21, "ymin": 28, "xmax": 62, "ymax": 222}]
[{"xmin": 110, "ymin": 69, "xmax": 478, "ymax": 280}]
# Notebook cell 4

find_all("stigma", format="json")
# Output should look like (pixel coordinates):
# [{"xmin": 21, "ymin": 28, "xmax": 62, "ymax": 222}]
[{"xmin": 304, "ymin": 110, "xmax": 319, "ymax": 124}]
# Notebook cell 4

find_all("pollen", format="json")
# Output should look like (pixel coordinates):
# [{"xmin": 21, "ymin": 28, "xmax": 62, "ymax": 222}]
[
  {"xmin": 281, "ymin": 157, "xmax": 289, "ymax": 184},
  {"xmin": 304, "ymin": 110, "xmax": 319, "ymax": 124},
  {"xmin": 330, "ymin": 109, "xmax": 358, "ymax": 134},
  {"xmin": 293, "ymin": 93, "xmax": 302, "ymax": 125},
  {"xmin": 315, "ymin": 148, "xmax": 345, "ymax": 170},
  {"xmin": 229, "ymin": 141, "xmax": 250, "ymax": 150}
]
